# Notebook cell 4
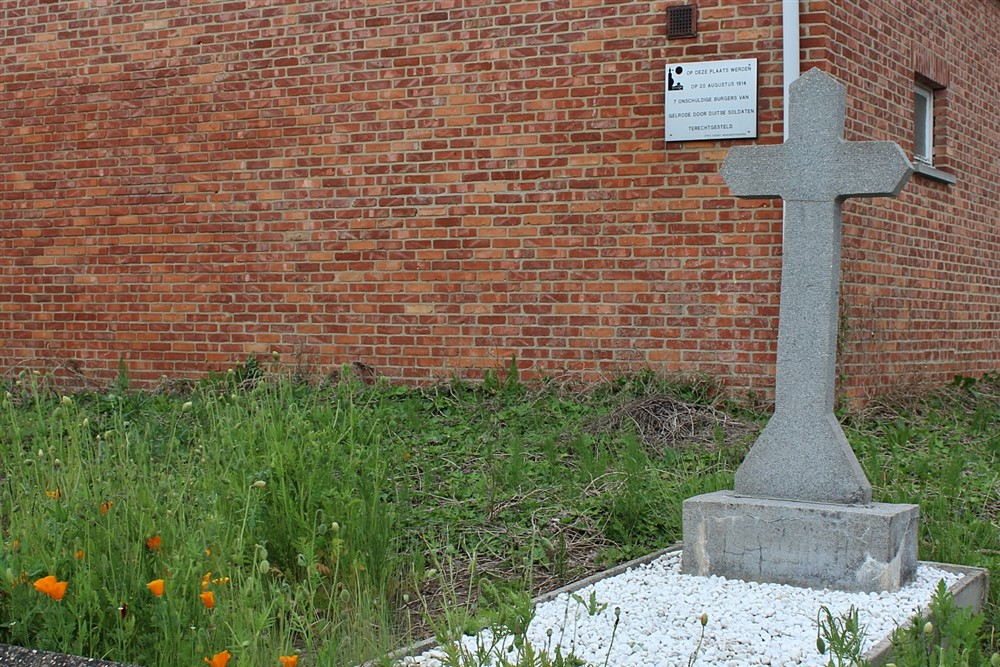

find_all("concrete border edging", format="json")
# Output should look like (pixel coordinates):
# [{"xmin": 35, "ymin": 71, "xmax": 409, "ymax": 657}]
[
  {"xmin": 0, "ymin": 644, "xmax": 139, "ymax": 667},
  {"xmin": 374, "ymin": 544, "xmax": 990, "ymax": 667}
]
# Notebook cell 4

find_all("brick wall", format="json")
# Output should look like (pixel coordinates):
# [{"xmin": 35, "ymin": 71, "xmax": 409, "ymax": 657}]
[
  {"xmin": 804, "ymin": 0, "xmax": 1000, "ymax": 401},
  {"xmin": 1, "ymin": 0, "xmax": 997, "ymax": 399}
]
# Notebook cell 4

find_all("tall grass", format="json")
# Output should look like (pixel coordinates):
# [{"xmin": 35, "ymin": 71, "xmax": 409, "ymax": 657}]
[{"xmin": 0, "ymin": 369, "xmax": 404, "ymax": 665}]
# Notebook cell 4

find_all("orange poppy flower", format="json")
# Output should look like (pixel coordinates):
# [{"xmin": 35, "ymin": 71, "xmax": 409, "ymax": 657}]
[
  {"xmin": 100, "ymin": 501, "xmax": 113, "ymax": 514},
  {"xmin": 33, "ymin": 575, "xmax": 68, "ymax": 601},
  {"xmin": 279, "ymin": 655, "xmax": 299, "ymax": 666},
  {"xmin": 145, "ymin": 535, "xmax": 161, "ymax": 551},
  {"xmin": 204, "ymin": 650, "xmax": 231, "ymax": 667},
  {"xmin": 45, "ymin": 489, "xmax": 61, "ymax": 500},
  {"xmin": 74, "ymin": 549, "xmax": 84, "ymax": 560},
  {"xmin": 200, "ymin": 590, "xmax": 215, "ymax": 609},
  {"xmin": 146, "ymin": 579, "xmax": 165, "ymax": 597},
  {"xmin": 201, "ymin": 571, "xmax": 212, "ymax": 589}
]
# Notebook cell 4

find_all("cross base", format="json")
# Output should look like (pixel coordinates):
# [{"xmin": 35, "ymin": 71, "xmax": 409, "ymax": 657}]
[
  {"xmin": 682, "ymin": 490, "xmax": 919, "ymax": 592},
  {"xmin": 735, "ymin": 410, "xmax": 872, "ymax": 504}
]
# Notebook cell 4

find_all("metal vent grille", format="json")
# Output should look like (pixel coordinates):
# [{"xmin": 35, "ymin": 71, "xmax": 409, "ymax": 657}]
[{"xmin": 667, "ymin": 4, "xmax": 697, "ymax": 39}]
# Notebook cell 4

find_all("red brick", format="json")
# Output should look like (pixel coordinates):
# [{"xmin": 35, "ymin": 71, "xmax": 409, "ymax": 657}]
[{"xmin": 0, "ymin": 0, "xmax": 996, "ymax": 402}]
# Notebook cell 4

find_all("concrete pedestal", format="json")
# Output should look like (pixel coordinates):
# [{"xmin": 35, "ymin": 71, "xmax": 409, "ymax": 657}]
[{"xmin": 682, "ymin": 490, "xmax": 919, "ymax": 592}]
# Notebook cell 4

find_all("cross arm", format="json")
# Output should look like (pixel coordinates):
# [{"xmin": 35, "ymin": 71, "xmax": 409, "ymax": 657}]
[
  {"xmin": 833, "ymin": 141, "xmax": 913, "ymax": 199},
  {"xmin": 720, "ymin": 144, "xmax": 790, "ymax": 199}
]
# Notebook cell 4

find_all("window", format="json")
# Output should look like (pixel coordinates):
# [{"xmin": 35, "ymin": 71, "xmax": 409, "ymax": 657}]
[
  {"xmin": 911, "ymin": 52, "xmax": 956, "ymax": 183},
  {"xmin": 913, "ymin": 84, "xmax": 934, "ymax": 165}
]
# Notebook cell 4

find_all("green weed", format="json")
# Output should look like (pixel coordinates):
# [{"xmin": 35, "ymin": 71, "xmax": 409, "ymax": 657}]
[{"xmin": 885, "ymin": 580, "xmax": 998, "ymax": 667}]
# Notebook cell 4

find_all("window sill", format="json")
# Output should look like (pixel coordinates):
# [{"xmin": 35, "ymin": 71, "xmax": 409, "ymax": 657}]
[{"xmin": 913, "ymin": 161, "xmax": 956, "ymax": 184}]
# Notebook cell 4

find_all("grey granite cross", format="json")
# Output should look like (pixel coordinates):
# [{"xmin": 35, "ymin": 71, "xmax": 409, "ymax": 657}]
[{"xmin": 721, "ymin": 68, "xmax": 912, "ymax": 504}]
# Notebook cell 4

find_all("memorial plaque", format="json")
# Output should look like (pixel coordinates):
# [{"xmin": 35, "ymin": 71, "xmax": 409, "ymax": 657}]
[{"xmin": 665, "ymin": 58, "xmax": 757, "ymax": 142}]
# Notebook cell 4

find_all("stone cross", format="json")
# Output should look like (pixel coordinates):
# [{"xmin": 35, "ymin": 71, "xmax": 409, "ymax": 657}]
[{"xmin": 721, "ymin": 68, "xmax": 912, "ymax": 504}]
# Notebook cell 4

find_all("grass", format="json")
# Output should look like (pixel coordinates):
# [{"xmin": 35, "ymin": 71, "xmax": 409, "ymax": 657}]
[{"xmin": 0, "ymin": 359, "xmax": 998, "ymax": 666}]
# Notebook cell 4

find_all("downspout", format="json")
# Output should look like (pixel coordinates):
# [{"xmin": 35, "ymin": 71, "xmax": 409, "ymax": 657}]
[
  {"xmin": 779, "ymin": 0, "xmax": 800, "ymax": 389},
  {"xmin": 782, "ymin": 0, "xmax": 801, "ymax": 139}
]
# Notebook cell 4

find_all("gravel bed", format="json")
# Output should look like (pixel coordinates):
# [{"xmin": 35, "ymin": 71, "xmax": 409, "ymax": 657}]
[{"xmin": 399, "ymin": 550, "xmax": 960, "ymax": 666}]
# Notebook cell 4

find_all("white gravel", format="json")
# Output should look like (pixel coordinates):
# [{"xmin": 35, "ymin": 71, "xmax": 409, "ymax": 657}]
[{"xmin": 399, "ymin": 551, "xmax": 960, "ymax": 667}]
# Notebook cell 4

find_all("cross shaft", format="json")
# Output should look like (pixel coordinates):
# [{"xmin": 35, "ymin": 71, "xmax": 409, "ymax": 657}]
[{"xmin": 720, "ymin": 69, "xmax": 912, "ymax": 504}]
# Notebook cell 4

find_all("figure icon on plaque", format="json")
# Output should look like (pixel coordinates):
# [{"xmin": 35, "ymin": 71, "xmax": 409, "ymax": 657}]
[{"xmin": 668, "ymin": 66, "xmax": 684, "ymax": 91}]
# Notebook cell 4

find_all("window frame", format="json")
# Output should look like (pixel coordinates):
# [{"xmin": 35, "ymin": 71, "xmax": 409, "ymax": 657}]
[{"xmin": 913, "ymin": 83, "xmax": 935, "ymax": 165}]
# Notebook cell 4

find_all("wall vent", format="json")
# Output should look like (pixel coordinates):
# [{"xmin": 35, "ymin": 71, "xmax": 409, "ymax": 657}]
[{"xmin": 667, "ymin": 4, "xmax": 697, "ymax": 39}]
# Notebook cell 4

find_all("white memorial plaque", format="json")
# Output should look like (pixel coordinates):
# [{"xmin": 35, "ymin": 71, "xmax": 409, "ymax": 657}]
[{"xmin": 665, "ymin": 58, "xmax": 758, "ymax": 142}]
